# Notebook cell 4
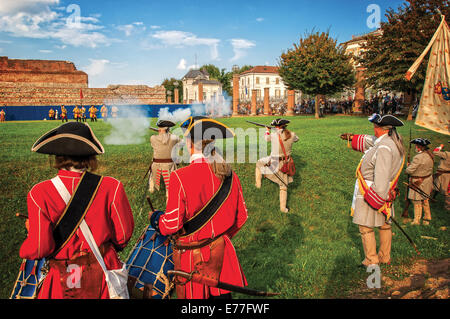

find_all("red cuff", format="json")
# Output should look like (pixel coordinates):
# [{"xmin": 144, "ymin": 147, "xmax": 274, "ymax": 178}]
[
  {"xmin": 351, "ymin": 135, "xmax": 366, "ymax": 152},
  {"xmin": 364, "ymin": 186, "xmax": 386, "ymax": 210}
]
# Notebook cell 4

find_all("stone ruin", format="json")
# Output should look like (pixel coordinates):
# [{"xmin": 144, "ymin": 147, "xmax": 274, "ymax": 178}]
[{"xmin": 0, "ymin": 57, "xmax": 166, "ymax": 106}]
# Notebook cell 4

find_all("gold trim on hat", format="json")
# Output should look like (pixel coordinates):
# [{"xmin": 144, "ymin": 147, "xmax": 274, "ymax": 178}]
[{"xmin": 31, "ymin": 123, "xmax": 105, "ymax": 155}]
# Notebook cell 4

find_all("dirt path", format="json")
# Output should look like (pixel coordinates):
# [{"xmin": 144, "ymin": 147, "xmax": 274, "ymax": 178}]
[{"xmin": 349, "ymin": 258, "xmax": 449, "ymax": 299}]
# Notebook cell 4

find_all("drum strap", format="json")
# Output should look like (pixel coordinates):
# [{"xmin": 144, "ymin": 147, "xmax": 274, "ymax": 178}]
[
  {"xmin": 50, "ymin": 171, "xmax": 103, "ymax": 257},
  {"xmin": 180, "ymin": 172, "xmax": 233, "ymax": 237}
]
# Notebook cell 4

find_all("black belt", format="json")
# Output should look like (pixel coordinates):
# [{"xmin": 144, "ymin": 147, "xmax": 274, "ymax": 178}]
[{"xmin": 152, "ymin": 158, "xmax": 173, "ymax": 163}]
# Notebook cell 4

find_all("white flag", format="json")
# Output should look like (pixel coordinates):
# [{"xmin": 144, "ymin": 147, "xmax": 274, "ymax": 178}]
[{"xmin": 406, "ymin": 15, "xmax": 450, "ymax": 136}]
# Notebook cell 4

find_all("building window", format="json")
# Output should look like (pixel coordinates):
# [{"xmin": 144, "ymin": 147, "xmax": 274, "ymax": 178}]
[
  {"xmin": 266, "ymin": 77, "xmax": 269, "ymax": 84},
  {"xmin": 276, "ymin": 78, "xmax": 280, "ymax": 85},
  {"xmin": 256, "ymin": 77, "xmax": 260, "ymax": 85},
  {"xmin": 275, "ymin": 89, "xmax": 280, "ymax": 98}
]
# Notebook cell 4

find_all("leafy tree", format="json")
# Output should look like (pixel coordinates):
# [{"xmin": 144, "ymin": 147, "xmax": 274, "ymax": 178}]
[
  {"xmin": 162, "ymin": 78, "xmax": 183, "ymax": 102},
  {"xmin": 279, "ymin": 31, "xmax": 355, "ymax": 118},
  {"xmin": 200, "ymin": 64, "xmax": 221, "ymax": 80},
  {"xmin": 359, "ymin": 0, "xmax": 450, "ymax": 119},
  {"xmin": 199, "ymin": 64, "xmax": 253, "ymax": 97},
  {"xmin": 234, "ymin": 65, "xmax": 254, "ymax": 74}
]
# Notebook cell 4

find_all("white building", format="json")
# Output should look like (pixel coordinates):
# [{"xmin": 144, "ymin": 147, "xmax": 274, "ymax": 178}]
[
  {"xmin": 238, "ymin": 66, "xmax": 289, "ymax": 102},
  {"xmin": 182, "ymin": 69, "xmax": 222, "ymax": 103}
]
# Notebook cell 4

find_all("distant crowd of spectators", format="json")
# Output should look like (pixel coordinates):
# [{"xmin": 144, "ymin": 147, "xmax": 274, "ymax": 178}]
[{"xmin": 237, "ymin": 93, "xmax": 413, "ymax": 117}]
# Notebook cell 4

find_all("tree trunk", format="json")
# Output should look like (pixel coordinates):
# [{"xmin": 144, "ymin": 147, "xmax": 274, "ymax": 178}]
[
  {"xmin": 315, "ymin": 95, "xmax": 320, "ymax": 119},
  {"xmin": 405, "ymin": 90, "xmax": 416, "ymax": 121}
]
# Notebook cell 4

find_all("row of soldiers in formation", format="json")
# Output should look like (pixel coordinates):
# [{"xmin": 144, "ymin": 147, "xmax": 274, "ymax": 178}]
[
  {"xmin": 149, "ymin": 114, "xmax": 449, "ymax": 269},
  {"xmin": 148, "ymin": 118, "xmax": 298, "ymax": 213},
  {"xmin": 48, "ymin": 105, "xmax": 119, "ymax": 122},
  {"xmin": 0, "ymin": 109, "xmax": 5, "ymax": 122},
  {"xmin": 16, "ymin": 114, "xmax": 449, "ymax": 299}
]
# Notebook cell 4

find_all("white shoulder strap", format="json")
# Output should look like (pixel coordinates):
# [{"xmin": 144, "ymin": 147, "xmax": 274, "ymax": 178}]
[
  {"xmin": 50, "ymin": 176, "xmax": 108, "ymax": 273},
  {"xmin": 79, "ymin": 220, "xmax": 108, "ymax": 273},
  {"xmin": 51, "ymin": 176, "xmax": 71, "ymax": 204}
]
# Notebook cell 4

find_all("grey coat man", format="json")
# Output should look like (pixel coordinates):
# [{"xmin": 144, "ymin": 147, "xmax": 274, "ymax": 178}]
[
  {"xmin": 343, "ymin": 114, "xmax": 405, "ymax": 266},
  {"xmin": 433, "ymin": 145, "xmax": 450, "ymax": 210}
]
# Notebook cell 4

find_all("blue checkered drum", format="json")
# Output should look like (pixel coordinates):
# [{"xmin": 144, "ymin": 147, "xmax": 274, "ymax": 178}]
[
  {"xmin": 126, "ymin": 223, "xmax": 174, "ymax": 299},
  {"xmin": 10, "ymin": 258, "xmax": 47, "ymax": 299}
]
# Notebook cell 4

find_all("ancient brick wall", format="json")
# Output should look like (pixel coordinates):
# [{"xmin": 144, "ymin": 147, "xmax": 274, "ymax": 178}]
[
  {"xmin": 0, "ymin": 56, "xmax": 88, "ymax": 86},
  {"xmin": 0, "ymin": 57, "xmax": 167, "ymax": 106},
  {"xmin": 0, "ymin": 83, "xmax": 166, "ymax": 106}
]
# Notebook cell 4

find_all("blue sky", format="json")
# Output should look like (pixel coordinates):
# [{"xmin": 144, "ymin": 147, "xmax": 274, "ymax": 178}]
[{"xmin": 0, "ymin": 0, "xmax": 406, "ymax": 88}]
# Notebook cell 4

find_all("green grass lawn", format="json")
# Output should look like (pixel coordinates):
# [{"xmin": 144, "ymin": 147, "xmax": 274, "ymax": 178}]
[{"xmin": 0, "ymin": 115, "xmax": 448, "ymax": 299}]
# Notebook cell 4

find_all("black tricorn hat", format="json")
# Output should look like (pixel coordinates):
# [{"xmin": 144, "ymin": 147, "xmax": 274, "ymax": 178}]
[
  {"xmin": 180, "ymin": 116, "xmax": 235, "ymax": 141},
  {"xmin": 368, "ymin": 114, "xmax": 404, "ymax": 127},
  {"xmin": 31, "ymin": 122, "xmax": 105, "ymax": 156},
  {"xmin": 271, "ymin": 118, "xmax": 290, "ymax": 127},
  {"xmin": 410, "ymin": 138, "xmax": 431, "ymax": 146},
  {"xmin": 156, "ymin": 119, "xmax": 176, "ymax": 128}
]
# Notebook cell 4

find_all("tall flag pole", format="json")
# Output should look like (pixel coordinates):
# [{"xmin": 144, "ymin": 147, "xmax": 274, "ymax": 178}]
[
  {"xmin": 405, "ymin": 15, "xmax": 450, "ymax": 136},
  {"xmin": 80, "ymin": 88, "xmax": 84, "ymax": 107}
]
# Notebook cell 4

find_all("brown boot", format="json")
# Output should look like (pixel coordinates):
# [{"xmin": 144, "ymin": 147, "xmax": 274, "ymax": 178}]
[
  {"xmin": 422, "ymin": 200, "xmax": 431, "ymax": 225},
  {"xmin": 280, "ymin": 188, "xmax": 289, "ymax": 213},
  {"xmin": 378, "ymin": 224, "xmax": 392, "ymax": 264},
  {"xmin": 255, "ymin": 166, "xmax": 262, "ymax": 189},
  {"xmin": 149, "ymin": 174, "xmax": 155, "ymax": 194},
  {"xmin": 411, "ymin": 201, "xmax": 422, "ymax": 225},
  {"xmin": 359, "ymin": 226, "xmax": 379, "ymax": 266}
]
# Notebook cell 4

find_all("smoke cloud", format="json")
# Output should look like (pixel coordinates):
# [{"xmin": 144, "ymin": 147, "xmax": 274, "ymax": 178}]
[
  {"xmin": 103, "ymin": 92, "xmax": 232, "ymax": 146},
  {"xmin": 190, "ymin": 91, "xmax": 233, "ymax": 118},
  {"xmin": 104, "ymin": 104, "xmax": 150, "ymax": 145},
  {"xmin": 157, "ymin": 107, "xmax": 191, "ymax": 123}
]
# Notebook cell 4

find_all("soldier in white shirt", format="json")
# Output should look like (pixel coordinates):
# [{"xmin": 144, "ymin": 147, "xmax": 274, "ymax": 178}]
[
  {"xmin": 256, "ymin": 119, "xmax": 299, "ymax": 213},
  {"xmin": 149, "ymin": 120, "xmax": 180, "ymax": 199},
  {"xmin": 405, "ymin": 138, "xmax": 434, "ymax": 225}
]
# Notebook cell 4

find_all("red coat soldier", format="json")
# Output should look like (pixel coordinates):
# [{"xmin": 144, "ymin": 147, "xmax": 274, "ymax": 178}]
[
  {"xmin": 150, "ymin": 116, "xmax": 248, "ymax": 299},
  {"xmin": 19, "ymin": 122, "xmax": 134, "ymax": 299}
]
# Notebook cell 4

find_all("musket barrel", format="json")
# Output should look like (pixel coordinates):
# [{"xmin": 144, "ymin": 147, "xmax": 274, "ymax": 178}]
[
  {"xmin": 146, "ymin": 196, "xmax": 155, "ymax": 212},
  {"xmin": 246, "ymin": 120, "xmax": 274, "ymax": 129},
  {"xmin": 390, "ymin": 216, "xmax": 420, "ymax": 255},
  {"xmin": 402, "ymin": 182, "xmax": 435, "ymax": 202}
]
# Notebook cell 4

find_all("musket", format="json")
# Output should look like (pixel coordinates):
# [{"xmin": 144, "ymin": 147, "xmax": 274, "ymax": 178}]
[
  {"xmin": 142, "ymin": 160, "xmax": 153, "ymax": 181},
  {"xmin": 402, "ymin": 127, "xmax": 413, "ymax": 218},
  {"xmin": 263, "ymin": 162, "xmax": 289, "ymax": 188},
  {"xmin": 16, "ymin": 213, "xmax": 28, "ymax": 219},
  {"xmin": 167, "ymin": 270, "xmax": 280, "ymax": 297},
  {"xmin": 146, "ymin": 196, "xmax": 155, "ymax": 213},
  {"xmin": 272, "ymin": 170, "xmax": 289, "ymax": 188},
  {"xmin": 390, "ymin": 216, "xmax": 420, "ymax": 255},
  {"xmin": 246, "ymin": 120, "xmax": 274, "ymax": 129},
  {"xmin": 402, "ymin": 182, "xmax": 436, "ymax": 202}
]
